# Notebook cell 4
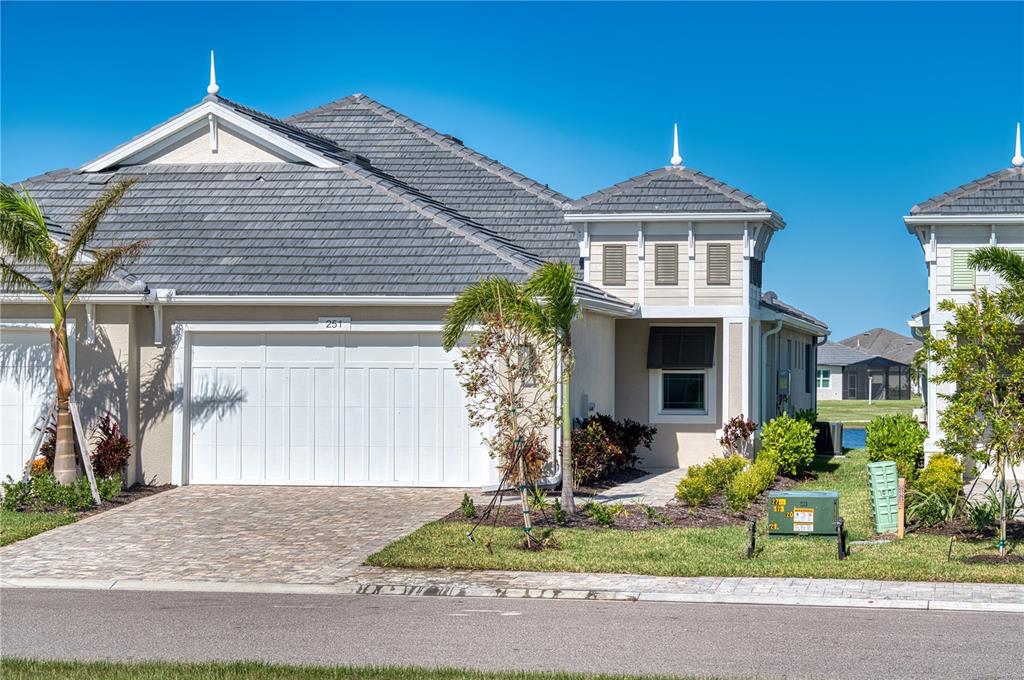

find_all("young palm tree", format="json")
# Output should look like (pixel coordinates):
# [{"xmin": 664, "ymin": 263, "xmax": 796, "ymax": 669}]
[
  {"xmin": 969, "ymin": 247, "xmax": 1024, "ymax": 290},
  {"xmin": 442, "ymin": 262, "xmax": 581, "ymax": 513},
  {"xmin": 524, "ymin": 262, "xmax": 580, "ymax": 513},
  {"xmin": 0, "ymin": 180, "xmax": 145, "ymax": 484}
]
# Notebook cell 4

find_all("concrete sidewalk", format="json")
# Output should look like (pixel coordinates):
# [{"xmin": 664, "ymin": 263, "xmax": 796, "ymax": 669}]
[{"xmin": 4, "ymin": 565, "xmax": 1021, "ymax": 613}]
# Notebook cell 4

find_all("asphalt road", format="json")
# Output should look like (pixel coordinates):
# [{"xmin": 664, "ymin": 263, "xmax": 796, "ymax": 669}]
[{"xmin": 1, "ymin": 588, "xmax": 1021, "ymax": 679}]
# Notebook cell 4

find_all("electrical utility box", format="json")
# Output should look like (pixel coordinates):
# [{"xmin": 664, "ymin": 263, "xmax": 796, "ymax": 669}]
[{"xmin": 767, "ymin": 491, "xmax": 840, "ymax": 536}]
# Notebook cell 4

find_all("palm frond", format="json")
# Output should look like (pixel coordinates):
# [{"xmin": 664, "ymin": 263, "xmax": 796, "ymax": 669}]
[
  {"xmin": 524, "ymin": 261, "xmax": 580, "ymax": 344},
  {"xmin": 0, "ymin": 184, "xmax": 54, "ymax": 263},
  {"xmin": 66, "ymin": 240, "xmax": 148, "ymax": 302},
  {"xmin": 0, "ymin": 255, "xmax": 52, "ymax": 301},
  {"xmin": 442, "ymin": 277, "xmax": 520, "ymax": 350},
  {"xmin": 62, "ymin": 178, "xmax": 138, "ymax": 281},
  {"xmin": 968, "ymin": 246, "xmax": 1024, "ymax": 288}
]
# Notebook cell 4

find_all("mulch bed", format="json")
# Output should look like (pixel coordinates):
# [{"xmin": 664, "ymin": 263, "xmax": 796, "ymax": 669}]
[
  {"xmin": 76, "ymin": 483, "xmax": 174, "ymax": 519},
  {"xmin": 574, "ymin": 467, "xmax": 649, "ymax": 497},
  {"xmin": 445, "ymin": 474, "xmax": 798, "ymax": 532},
  {"xmin": 962, "ymin": 554, "xmax": 1024, "ymax": 565},
  {"xmin": 911, "ymin": 519, "xmax": 1024, "ymax": 541}
]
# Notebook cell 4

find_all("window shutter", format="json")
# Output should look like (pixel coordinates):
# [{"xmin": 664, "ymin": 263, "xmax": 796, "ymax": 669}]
[
  {"xmin": 750, "ymin": 258, "xmax": 763, "ymax": 287},
  {"xmin": 707, "ymin": 243, "xmax": 731, "ymax": 285},
  {"xmin": 647, "ymin": 326, "xmax": 715, "ymax": 369},
  {"xmin": 603, "ymin": 244, "xmax": 627, "ymax": 286},
  {"xmin": 654, "ymin": 244, "xmax": 679, "ymax": 285},
  {"xmin": 951, "ymin": 249, "xmax": 975, "ymax": 291}
]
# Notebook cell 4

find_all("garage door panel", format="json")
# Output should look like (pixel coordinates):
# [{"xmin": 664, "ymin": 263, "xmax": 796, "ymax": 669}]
[
  {"xmin": 192, "ymin": 333, "xmax": 262, "ymax": 363},
  {"xmin": 187, "ymin": 331, "xmax": 491, "ymax": 486}
]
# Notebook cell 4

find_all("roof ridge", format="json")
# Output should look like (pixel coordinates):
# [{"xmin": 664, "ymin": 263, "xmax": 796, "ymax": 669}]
[
  {"xmin": 570, "ymin": 168, "xmax": 666, "ymax": 209},
  {"xmin": 285, "ymin": 93, "xmax": 571, "ymax": 207},
  {"xmin": 678, "ymin": 166, "xmax": 768, "ymax": 211},
  {"xmin": 911, "ymin": 167, "xmax": 1023, "ymax": 214}
]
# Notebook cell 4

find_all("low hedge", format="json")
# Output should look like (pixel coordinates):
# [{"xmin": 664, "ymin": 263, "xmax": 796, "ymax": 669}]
[
  {"xmin": 760, "ymin": 413, "xmax": 816, "ymax": 476},
  {"xmin": 866, "ymin": 414, "xmax": 926, "ymax": 480},
  {"xmin": 675, "ymin": 455, "xmax": 747, "ymax": 506},
  {"xmin": 725, "ymin": 452, "xmax": 779, "ymax": 511}
]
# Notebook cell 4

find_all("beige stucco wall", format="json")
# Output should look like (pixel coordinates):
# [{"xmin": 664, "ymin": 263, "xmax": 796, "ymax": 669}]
[
  {"xmin": 136, "ymin": 123, "xmax": 290, "ymax": 165},
  {"xmin": 816, "ymin": 364, "xmax": 843, "ymax": 401},
  {"xmin": 1, "ymin": 302, "xmax": 136, "ymax": 479},
  {"xmin": 728, "ymin": 321, "xmax": 743, "ymax": 419},
  {"xmin": 614, "ymin": 318, "xmax": 722, "ymax": 469},
  {"xmin": 569, "ymin": 311, "xmax": 616, "ymax": 421},
  {"xmin": 763, "ymin": 326, "xmax": 818, "ymax": 417}
]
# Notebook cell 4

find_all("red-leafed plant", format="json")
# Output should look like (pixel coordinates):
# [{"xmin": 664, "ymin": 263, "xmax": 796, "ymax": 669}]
[
  {"xmin": 719, "ymin": 414, "xmax": 758, "ymax": 459},
  {"xmin": 90, "ymin": 412, "xmax": 132, "ymax": 478}
]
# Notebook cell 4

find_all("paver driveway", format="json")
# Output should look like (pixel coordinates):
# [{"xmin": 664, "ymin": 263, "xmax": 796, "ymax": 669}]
[{"xmin": 0, "ymin": 486, "xmax": 465, "ymax": 584}]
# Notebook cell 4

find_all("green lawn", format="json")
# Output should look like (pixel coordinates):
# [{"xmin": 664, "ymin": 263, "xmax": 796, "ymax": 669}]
[
  {"xmin": 368, "ymin": 449, "xmax": 1022, "ymax": 584},
  {"xmin": 0, "ymin": 659, "xmax": 721, "ymax": 680},
  {"xmin": 817, "ymin": 397, "xmax": 923, "ymax": 426},
  {"xmin": 0, "ymin": 510, "xmax": 74, "ymax": 546}
]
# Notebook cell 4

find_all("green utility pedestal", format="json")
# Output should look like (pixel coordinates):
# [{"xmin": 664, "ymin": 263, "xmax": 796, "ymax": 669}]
[{"xmin": 867, "ymin": 461, "xmax": 899, "ymax": 534}]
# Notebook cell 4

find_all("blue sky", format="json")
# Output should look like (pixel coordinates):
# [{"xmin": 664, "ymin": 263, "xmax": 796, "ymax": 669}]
[{"xmin": 2, "ymin": 2, "xmax": 1021, "ymax": 339}]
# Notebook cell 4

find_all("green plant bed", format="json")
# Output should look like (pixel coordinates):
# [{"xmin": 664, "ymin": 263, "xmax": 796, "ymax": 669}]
[
  {"xmin": 0, "ymin": 659, "xmax": 718, "ymax": 680},
  {"xmin": 368, "ymin": 450, "xmax": 1022, "ymax": 584},
  {"xmin": 0, "ymin": 510, "xmax": 74, "ymax": 546},
  {"xmin": 817, "ymin": 398, "xmax": 922, "ymax": 425}
]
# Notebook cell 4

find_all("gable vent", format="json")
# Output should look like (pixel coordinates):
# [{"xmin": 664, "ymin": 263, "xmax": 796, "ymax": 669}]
[
  {"xmin": 707, "ymin": 243, "xmax": 731, "ymax": 285},
  {"xmin": 654, "ymin": 243, "xmax": 679, "ymax": 286},
  {"xmin": 603, "ymin": 244, "xmax": 627, "ymax": 286}
]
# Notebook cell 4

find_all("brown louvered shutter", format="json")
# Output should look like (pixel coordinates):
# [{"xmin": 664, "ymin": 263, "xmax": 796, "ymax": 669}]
[
  {"xmin": 654, "ymin": 244, "xmax": 679, "ymax": 286},
  {"xmin": 707, "ymin": 243, "xmax": 731, "ymax": 285},
  {"xmin": 603, "ymin": 244, "xmax": 627, "ymax": 286}
]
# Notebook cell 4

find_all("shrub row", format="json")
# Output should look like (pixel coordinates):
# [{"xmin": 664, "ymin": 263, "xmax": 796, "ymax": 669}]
[
  {"xmin": 1, "ymin": 473, "xmax": 121, "ymax": 513},
  {"xmin": 866, "ymin": 413, "xmax": 926, "ymax": 480},
  {"xmin": 725, "ymin": 452, "xmax": 779, "ymax": 512},
  {"xmin": 675, "ymin": 455, "xmax": 747, "ymax": 506}
]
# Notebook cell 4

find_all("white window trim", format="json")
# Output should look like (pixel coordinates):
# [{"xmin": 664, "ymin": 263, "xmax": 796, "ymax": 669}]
[
  {"xmin": 816, "ymin": 368, "xmax": 831, "ymax": 389},
  {"xmin": 649, "ymin": 368, "xmax": 717, "ymax": 424}
]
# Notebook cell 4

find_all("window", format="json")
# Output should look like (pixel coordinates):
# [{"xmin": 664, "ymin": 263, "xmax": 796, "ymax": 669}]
[
  {"xmin": 661, "ymin": 371, "xmax": 706, "ymax": 413},
  {"xmin": 951, "ymin": 249, "xmax": 975, "ymax": 291},
  {"xmin": 750, "ymin": 258, "xmax": 763, "ymax": 288},
  {"xmin": 706, "ymin": 243, "xmax": 731, "ymax": 285},
  {"xmin": 816, "ymin": 369, "xmax": 831, "ymax": 389},
  {"xmin": 647, "ymin": 326, "xmax": 715, "ymax": 369},
  {"xmin": 602, "ymin": 244, "xmax": 627, "ymax": 286},
  {"xmin": 654, "ymin": 243, "xmax": 679, "ymax": 285}
]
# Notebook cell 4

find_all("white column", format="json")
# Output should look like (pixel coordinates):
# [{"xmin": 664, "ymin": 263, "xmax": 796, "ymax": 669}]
[{"xmin": 637, "ymin": 222, "xmax": 646, "ymax": 307}]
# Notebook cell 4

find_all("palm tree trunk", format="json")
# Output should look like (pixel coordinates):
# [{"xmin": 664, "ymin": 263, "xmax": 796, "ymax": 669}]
[
  {"xmin": 559, "ymin": 348, "xmax": 576, "ymax": 514},
  {"xmin": 49, "ymin": 327, "xmax": 77, "ymax": 485}
]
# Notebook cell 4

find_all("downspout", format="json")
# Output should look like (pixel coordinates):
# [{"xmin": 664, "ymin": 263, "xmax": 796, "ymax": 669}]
[{"xmin": 760, "ymin": 321, "xmax": 783, "ymax": 424}]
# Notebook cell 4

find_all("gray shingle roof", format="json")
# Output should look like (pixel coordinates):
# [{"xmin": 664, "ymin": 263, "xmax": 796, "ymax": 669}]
[
  {"xmin": 285, "ymin": 94, "xmax": 577, "ymax": 262},
  {"xmin": 818, "ymin": 343, "xmax": 875, "ymax": 367},
  {"xmin": 910, "ymin": 167, "xmax": 1024, "ymax": 215},
  {"xmin": 568, "ymin": 166, "xmax": 784, "ymax": 227},
  {"xmin": 838, "ymin": 328, "xmax": 921, "ymax": 365},
  {"xmin": 760, "ymin": 291, "xmax": 828, "ymax": 331}
]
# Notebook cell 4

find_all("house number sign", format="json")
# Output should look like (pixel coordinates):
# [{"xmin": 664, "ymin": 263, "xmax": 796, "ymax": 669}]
[{"xmin": 318, "ymin": 317, "xmax": 351, "ymax": 331}]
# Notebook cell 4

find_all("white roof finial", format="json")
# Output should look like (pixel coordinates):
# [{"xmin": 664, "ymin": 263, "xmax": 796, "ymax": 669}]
[
  {"xmin": 1013, "ymin": 122, "xmax": 1023, "ymax": 168},
  {"xmin": 207, "ymin": 50, "xmax": 220, "ymax": 96},
  {"xmin": 670, "ymin": 123, "xmax": 682, "ymax": 167}
]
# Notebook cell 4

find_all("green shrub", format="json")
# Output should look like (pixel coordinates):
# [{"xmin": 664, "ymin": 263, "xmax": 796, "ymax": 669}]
[
  {"xmin": 866, "ymin": 414, "xmax": 926, "ymax": 479},
  {"xmin": 912, "ymin": 454, "xmax": 963, "ymax": 504},
  {"xmin": 792, "ymin": 408, "xmax": 818, "ymax": 426},
  {"xmin": 571, "ymin": 414, "xmax": 657, "ymax": 485},
  {"xmin": 675, "ymin": 455, "xmax": 747, "ymax": 506},
  {"xmin": 97, "ymin": 475, "xmax": 122, "ymax": 502},
  {"xmin": 0, "ymin": 473, "xmax": 120, "ymax": 513},
  {"xmin": 552, "ymin": 499, "xmax": 567, "ymax": 526},
  {"xmin": 725, "ymin": 454, "xmax": 779, "ymax": 512},
  {"xmin": 585, "ymin": 501, "xmax": 614, "ymax": 526},
  {"xmin": 760, "ymin": 413, "xmax": 816, "ymax": 476},
  {"xmin": 907, "ymin": 488, "xmax": 961, "ymax": 527},
  {"xmin": 460, "ymin": 493, "xmax": 477, "ymax": 519}
]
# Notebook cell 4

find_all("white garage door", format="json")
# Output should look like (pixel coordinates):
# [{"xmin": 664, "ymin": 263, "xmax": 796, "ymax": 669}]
[
  {"xmin": 188, "ymin": 332, "xmax": 492, "ymax": 486},
  {"xmin": 0, "ymin": 329, "xmax": 54, "ymax": 482}
]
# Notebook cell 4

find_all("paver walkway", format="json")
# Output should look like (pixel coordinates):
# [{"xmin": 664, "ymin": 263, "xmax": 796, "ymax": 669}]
[
  {"xmin": 0, "ymin": 485, "xmax": 465, "ymax": 584},
  {"xmin": 590, "ymin": 467, "xmax": 685, "ymax": 505}
]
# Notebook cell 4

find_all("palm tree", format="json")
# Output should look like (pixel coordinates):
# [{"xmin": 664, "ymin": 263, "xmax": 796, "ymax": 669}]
[
  {"xmin": 524, "ymin": 262, "xmax": 580, "ymax": 513},
  {"xmin": 442, "ymin": 263, "xmax": 581, "ymax": 513},
  {"xmin": 969, "ymin": 247, "xmax": 1024, "ymax": 289},
  {"xmin": 0, "ymin": 180, "xmax": 145, "ymax": 484}
]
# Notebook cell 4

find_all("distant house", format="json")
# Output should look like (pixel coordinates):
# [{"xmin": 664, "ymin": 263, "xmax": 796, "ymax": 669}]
[{"xmin": 816, "ymin": 329, "xmax": 920, "ymax": 401}]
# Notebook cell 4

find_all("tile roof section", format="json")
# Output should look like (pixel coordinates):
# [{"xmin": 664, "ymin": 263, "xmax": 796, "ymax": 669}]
[
  {"xmin": 910, "ymin": 167, "xmax": 1024, "ymax": 215},
  {"xmin": 838, "ymin": 328, "xmax": 921, "ymax": 366},
  {"xmin": 569, "ymin": 166, "xmax": 784, "ymax": 225},
  {"xmin": 285, "ymin": 94, "xmax": 577, "ymax": 262},
  {"xmin": 818, "ymin": 342, "xmax": 876, "ymax": 367},
  {"xmin": 760, "ymin": 291, "xmax": 828, "ymax": 331}
]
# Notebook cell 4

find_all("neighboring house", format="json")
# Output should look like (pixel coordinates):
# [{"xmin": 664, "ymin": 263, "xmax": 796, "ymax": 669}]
[
  {"xmin": 816, "ymin": 328, "xmax": 921, "ymax": 401},
  {"xmin": 0, "ymin": 66, "xmax": 827, "ymax": 487},
  {"xmin": 816, "ymin": 342, "xmax": 912, "ymax": 402},
  {"xmin": 905, "ymin": 125, "xmax": 1024, "ymax": 476}
]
